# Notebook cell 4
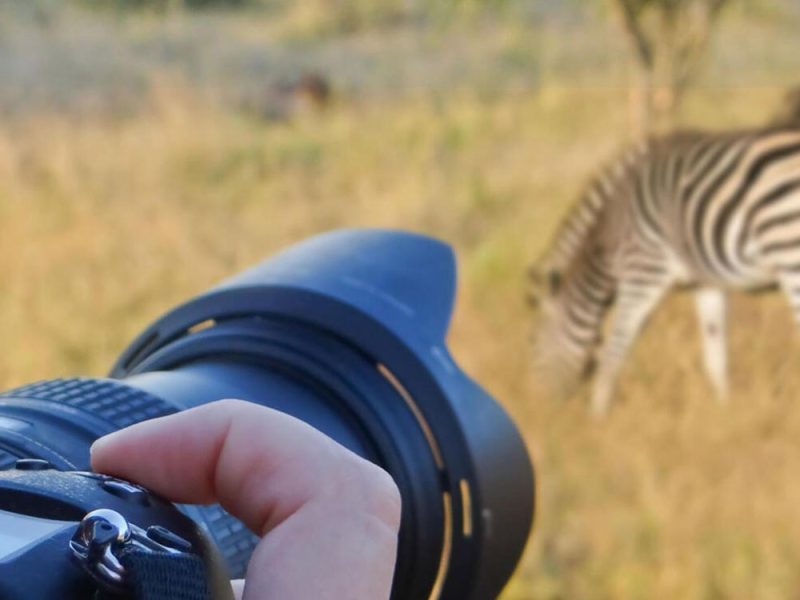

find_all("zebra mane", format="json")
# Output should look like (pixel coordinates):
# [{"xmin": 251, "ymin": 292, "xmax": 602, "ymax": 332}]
[{"xmin": 535, "ymin": 140, "xmax": 650, "ymax": 277}]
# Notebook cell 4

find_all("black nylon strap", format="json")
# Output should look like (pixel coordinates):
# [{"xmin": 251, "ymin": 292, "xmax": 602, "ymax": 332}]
[{"xmin": 119, "ymin": 550, "xmax": 212, "ymax": 600}]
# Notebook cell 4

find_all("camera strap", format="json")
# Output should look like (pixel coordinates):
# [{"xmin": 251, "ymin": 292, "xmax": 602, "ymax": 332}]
[{"xmin": 120, "ymin": 549, "xmax": 212, "ymax": 600}]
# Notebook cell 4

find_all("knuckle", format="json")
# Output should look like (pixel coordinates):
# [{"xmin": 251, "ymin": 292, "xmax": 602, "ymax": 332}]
[
  {"xmin": 360, "ymin": 461, "xmax": 402, "ymax": 528},
  {"xmin": 211, "ymin": 399, "xmax": 273, "ymax": 424},
  {"xmin": 333, "ymin": 453, "xmax": 402, "ymax": 530},
  {"xmin": 210, "ymin": 398, "xmax": 251, "ymax": 414}
]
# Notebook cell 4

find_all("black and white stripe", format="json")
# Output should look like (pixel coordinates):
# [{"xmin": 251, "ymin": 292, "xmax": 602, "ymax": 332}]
[{"xmin": 530, "ymin": 126, "xmax": 800, "ymax": 415}]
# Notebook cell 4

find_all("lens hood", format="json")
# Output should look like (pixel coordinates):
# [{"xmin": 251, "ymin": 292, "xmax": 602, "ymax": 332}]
[{"xmin": 109, "ymin": 229, "xmax": 534, "ymax": 599}]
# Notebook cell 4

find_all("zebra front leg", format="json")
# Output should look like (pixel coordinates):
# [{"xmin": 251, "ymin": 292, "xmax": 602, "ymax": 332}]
[
  {"xmin": 694, "ymin": 287, "xmax": 729, "ymax": 402},
  {"xmin": 591, "ymin": 277, "xmax": 672, "ymax": 417}
]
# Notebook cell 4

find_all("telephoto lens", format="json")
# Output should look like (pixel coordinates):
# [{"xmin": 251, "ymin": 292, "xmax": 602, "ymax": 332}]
[{"xmin": 0, "ymin": 229, "xmax": 534, "ymax": 599}]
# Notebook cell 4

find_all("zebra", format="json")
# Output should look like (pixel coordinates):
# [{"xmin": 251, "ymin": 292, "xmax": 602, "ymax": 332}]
[{"xmin": 528, "ymin": 126, "xmax": 800, "ymax": 416}]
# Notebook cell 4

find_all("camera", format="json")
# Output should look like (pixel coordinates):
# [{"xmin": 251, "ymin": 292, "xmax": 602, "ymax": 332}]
[{"xmin": 0, "ymin": 229, "xmax": 534, "ymax": 599}]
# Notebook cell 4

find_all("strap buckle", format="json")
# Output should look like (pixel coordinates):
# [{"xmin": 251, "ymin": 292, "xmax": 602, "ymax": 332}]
[{"xmin": 70, "ymin": 509, "xmax": 191, "ymax": 596}]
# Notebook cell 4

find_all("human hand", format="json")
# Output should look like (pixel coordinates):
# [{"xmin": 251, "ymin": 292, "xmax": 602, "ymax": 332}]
[{"xmin": 90, "ymin": 399, "xmax": 401, "ymax": 600}]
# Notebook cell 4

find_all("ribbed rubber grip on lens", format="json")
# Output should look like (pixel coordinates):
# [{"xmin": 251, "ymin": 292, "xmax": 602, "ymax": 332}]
[
  {"xmin": 0, "ymin": 378, "xmax": 177, "ymax": 430},
  {"xmin": 197, "ymin": 504, "xmax": 259, "ymax": 576}
]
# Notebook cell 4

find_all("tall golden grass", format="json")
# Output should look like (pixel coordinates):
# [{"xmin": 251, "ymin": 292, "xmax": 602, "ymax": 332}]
[{"xmin": 2, "ymin": 4, "xmax": 800, "ymax": 598}]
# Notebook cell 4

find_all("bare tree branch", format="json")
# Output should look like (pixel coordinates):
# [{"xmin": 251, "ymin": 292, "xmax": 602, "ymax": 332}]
[{"xmin": 613, "ymin": 0, "xmax": 654, "ymax": 70}]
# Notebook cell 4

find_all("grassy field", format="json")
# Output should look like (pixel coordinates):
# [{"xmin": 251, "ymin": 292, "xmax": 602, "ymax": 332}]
[{"xmin": 3, "ymin": 1, "xmax": 800, "ymax": 598}]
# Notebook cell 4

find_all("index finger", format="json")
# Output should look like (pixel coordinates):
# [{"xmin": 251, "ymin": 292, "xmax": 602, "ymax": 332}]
[{"xmin": 89, "ymin": 399, "xmax": 399, "ymax": 535}]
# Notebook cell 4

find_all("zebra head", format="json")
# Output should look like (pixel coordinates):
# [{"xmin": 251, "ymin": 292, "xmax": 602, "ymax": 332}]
[
  {"xmin": 528, "ymin": 241, "xmax": 614, "ymax": 396},
  {"xmin": 528, "ymin": 262, "xmax": 592, "ymax": 396}
]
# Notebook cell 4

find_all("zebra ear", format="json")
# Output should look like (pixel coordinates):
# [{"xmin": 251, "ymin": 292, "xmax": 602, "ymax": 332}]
[{"xmin": 547, "ymin": 270, "xmax": 562, "ymax": 295}]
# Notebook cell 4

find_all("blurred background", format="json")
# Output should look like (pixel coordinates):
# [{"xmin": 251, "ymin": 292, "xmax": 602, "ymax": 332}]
[{"xmin": 2, "ymin": 0, "xmax": 800, "ymax": 598}]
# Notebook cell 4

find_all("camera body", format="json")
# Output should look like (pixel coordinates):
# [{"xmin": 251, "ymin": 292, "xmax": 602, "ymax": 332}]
[
  {"xmin": 0, "ymin": 229, "xmax": 534, "ymax": 599},
  {"xmin": 0, "ymin": 461, "xmax": 232, "ymax": 599}
]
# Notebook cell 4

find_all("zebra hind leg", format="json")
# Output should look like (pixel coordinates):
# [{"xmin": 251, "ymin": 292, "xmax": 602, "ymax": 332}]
[
  {"xmin": 694, "ymin": 287, "xmax": 729, "ymax": 402},
  {"xmin": 591, "ymin": 276, "xmax": 672, "ymax": 417}
]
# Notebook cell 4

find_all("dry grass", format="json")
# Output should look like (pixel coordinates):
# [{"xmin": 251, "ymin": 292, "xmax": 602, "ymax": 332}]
[{"xmin": 3, "ymin": 3, "xmax": 800, "ymax": 599}]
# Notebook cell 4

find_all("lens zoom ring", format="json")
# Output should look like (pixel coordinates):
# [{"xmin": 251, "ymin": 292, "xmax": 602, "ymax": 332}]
[{"xmin": 0, "ymin": 378, "xmax": 177, "ymax": 430}]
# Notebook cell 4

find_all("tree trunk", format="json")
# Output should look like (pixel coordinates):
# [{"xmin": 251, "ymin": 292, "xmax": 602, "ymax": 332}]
[
  {"xmin": 612, "ymin": 0, "xmax": 730, "ymax": 135},
  {"xmin": 613, "ymin": 0, "xmax": 656, "ymax": 136}
]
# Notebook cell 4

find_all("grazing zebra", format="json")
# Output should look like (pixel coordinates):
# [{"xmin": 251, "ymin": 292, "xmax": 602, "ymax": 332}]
[{"xmin": 528, "ymin": 126, "xmax": 800, "ymax": 416}]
